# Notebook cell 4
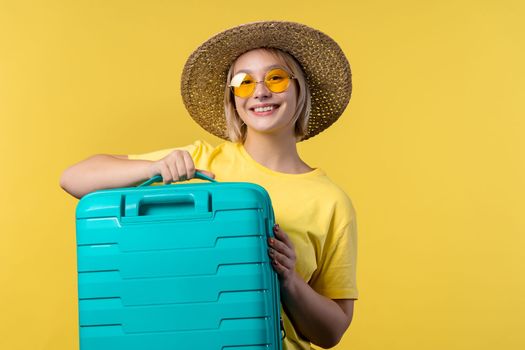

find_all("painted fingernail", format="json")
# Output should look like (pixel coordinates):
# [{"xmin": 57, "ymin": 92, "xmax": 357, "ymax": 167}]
[
  {"xmin": 268, "ymin": 238, "xmax": 274, "ymax": 245},
  {"xmin": 268, "ymin": 248, "xmax": 274, "ymax": 255}
]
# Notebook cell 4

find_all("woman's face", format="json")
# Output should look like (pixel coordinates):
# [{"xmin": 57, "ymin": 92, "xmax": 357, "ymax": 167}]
[{"xmin": 232, "ymin": 49, "xmax": 298, "ymax": 138}]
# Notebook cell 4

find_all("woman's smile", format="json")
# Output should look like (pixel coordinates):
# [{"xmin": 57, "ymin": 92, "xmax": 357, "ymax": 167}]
[{"xmin": 250, "ymin": 103, "xmax": 281, "ymax": 116}]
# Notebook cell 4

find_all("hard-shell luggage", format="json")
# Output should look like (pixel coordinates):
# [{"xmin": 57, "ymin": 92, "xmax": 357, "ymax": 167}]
[{"xmin": 75, "ymin": 172, "xmax": 283, "ymax": 350}]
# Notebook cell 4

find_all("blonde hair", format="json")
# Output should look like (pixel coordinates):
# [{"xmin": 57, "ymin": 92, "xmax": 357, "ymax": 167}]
[{"xmin": 224, "ymin": 48, "xmax": 311, "ymax": 143}]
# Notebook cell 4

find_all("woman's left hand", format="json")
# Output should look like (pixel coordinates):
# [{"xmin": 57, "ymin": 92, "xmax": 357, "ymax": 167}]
[{"xmin": 268, "ymin": 223, "xmax": 297, "ymax": 285}]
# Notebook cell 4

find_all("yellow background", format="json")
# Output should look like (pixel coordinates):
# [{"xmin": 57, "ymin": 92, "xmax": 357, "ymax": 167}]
[{"xmin": 1, "ymin": 0, "xmax": 524, "ymax": 349}]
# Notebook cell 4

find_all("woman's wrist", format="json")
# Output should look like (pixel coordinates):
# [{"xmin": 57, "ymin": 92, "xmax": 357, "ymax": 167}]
[
  {"xmin": 127, "ymin": 159, "xmax": 154, "ymax": 180},
  {"xmin": 279, "ymin": 270, "xmax": 302, "ymax": 297}
]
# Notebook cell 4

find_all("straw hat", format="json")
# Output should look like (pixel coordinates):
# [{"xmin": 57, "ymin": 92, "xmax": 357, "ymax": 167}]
[{"xmin": 180, "ymin": 21, "xmax": 352, "ymax": 141}]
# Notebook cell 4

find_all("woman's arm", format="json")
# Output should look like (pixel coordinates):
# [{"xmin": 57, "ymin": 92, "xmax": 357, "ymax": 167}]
[
  {"xmin": 60, "ymin": 150, "xmax": 215, "ymax": 199},
  {"xmin": 268, "ymin": 224, "xmax": 354, "ymax": 348},
  {"xmin": 60, "ymin": 154, "xmax": 152, "ymax": 199}
]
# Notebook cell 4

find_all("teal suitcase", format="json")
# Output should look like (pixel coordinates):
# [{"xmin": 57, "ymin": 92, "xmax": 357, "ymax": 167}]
[{"xmin": 75, "ymin": 172, "xmax": 283, "ymax": 350}]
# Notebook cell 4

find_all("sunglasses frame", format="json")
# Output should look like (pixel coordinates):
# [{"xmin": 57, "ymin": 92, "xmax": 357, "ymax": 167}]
[{"xmin": 228, "ymin": 67, "xmax": 297, "ymax": 98}]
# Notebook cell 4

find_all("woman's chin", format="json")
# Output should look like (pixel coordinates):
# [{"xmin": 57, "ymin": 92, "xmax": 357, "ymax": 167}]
[{"xmin": 245, "ymin": 122, "xmax": 294, "ymax": 137}]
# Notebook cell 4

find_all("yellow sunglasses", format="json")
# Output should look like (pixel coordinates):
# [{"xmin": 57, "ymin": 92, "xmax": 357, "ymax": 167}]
[{"xmin": 229, "ymin": 67, "xmax": 296, "ymax": 98}]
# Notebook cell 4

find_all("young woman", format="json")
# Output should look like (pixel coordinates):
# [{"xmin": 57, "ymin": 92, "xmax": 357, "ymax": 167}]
[{"xmin": 61, "ymin": 21, "xmax": 358, "ymax": 350}]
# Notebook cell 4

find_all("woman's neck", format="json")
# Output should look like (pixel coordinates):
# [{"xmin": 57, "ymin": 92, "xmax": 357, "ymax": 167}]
[{"xmin": 243, "ymin": 130, "xmax": 313, "ymax": 174}]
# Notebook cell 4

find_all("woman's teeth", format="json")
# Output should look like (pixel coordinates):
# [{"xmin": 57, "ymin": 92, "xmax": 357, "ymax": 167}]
[{"xmin": 254, "ymin": 106, "xmax": 275, "ymax": 112}]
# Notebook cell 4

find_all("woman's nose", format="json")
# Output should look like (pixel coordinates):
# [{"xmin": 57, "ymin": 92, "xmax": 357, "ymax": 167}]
[{"xmin": 253, "ymin": 81, "xmax": 272, "ymax": 99}]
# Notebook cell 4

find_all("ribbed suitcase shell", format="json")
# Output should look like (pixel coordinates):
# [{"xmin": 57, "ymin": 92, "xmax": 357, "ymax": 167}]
[{"xmin": 75, "ymin": 178, "xmax": 282, "ymax": 350}]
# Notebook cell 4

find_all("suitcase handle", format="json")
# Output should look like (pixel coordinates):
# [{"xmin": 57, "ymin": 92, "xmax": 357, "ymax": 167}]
[
  {"xmin": 137, "ymin": 171, "xmax": 217, "ymax": 187},
  {"xmin": 124, "ymin": 191, "xmax": 211, "ymax": 216}
]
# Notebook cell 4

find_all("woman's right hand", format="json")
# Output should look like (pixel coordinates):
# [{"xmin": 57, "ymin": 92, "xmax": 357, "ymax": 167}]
[{"xmin": 146, "ymin": 149, "xmax": 215, "ymax": 184}]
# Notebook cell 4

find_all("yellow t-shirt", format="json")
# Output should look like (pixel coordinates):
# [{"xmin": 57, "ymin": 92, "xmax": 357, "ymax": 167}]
[{"xmin": 129, "ymin": 139, "xmax": 359, "ymax": 350}]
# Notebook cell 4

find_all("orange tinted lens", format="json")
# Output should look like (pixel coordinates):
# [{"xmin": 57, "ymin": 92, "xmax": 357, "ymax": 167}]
[
  {"xmin": 265, "ymin": 68, "xmax": 290, "ymax": 93},
  {"xmin": 230, "ymin": 72, "xmax": 255, "ymax": 98}
]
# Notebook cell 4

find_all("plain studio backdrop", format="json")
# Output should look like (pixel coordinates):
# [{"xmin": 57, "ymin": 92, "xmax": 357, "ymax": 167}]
[{"xmin": 1, "ymin": 0, "xmax": 524, "ymax": 349}]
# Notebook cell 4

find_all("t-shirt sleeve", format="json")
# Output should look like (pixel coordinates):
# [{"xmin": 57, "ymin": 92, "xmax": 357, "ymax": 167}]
[
  {"xmin": 127, "ymin": 140, "xmax": 207, "ymax": 161},
  {"xmin": 309, "ymin": 202, "xmax": 359, "ymax": 300}
]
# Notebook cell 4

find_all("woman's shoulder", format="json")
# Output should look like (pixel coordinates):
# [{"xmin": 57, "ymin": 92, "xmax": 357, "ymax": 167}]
[
  {"xmin": 312, "ymin": 172, "xmax": 353, "ymax": 196},
  {"xmin": 311, "ymin": 173, "xmax": 356, "ymax": 214},
  {"xmin": 173, "ymin": 139, "xmax": 240, "ymax": 161},
  {"xmin": 127, "ymin": 139, "xmax": 228, "ymax": 161}
]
